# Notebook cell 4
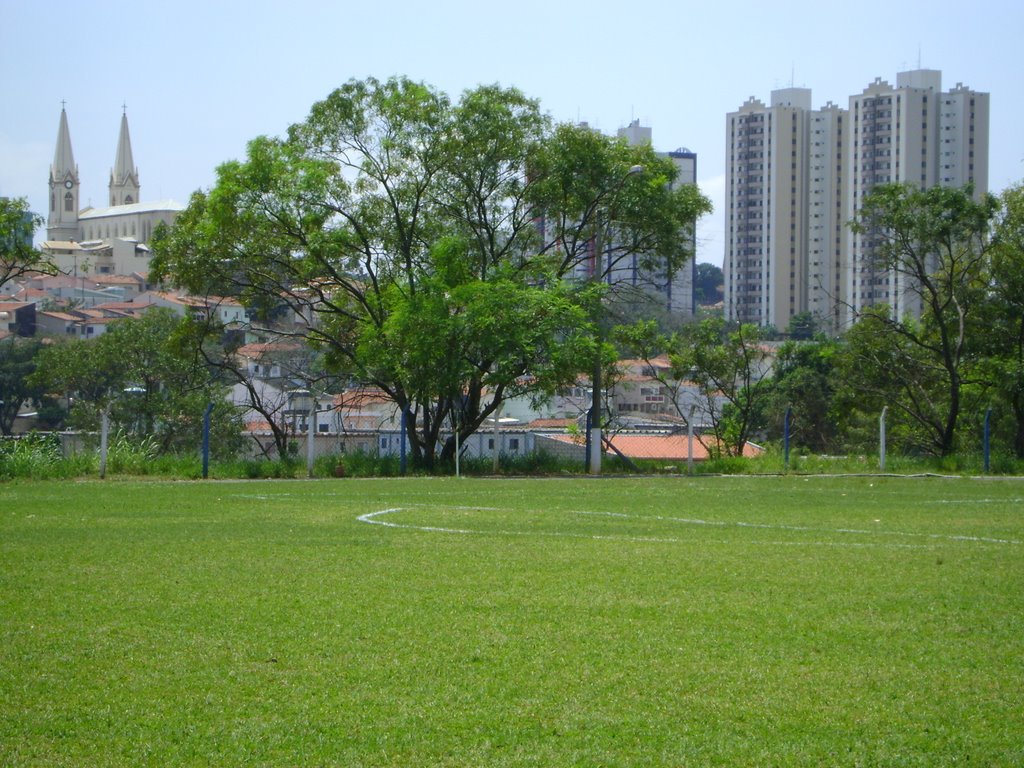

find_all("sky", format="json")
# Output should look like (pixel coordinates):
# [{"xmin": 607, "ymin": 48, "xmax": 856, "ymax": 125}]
[{"xmin": 2, "ymin": 0, "xmax": 1022, "ymax": 266}]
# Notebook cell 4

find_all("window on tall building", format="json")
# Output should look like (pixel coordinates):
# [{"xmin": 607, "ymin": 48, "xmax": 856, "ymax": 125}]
[{"xmin": 64, "ymin": 192, "xmax": 73, "ymax": 212}]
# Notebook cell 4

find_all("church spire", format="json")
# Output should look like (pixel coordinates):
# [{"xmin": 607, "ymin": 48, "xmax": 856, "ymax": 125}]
[
  {"xmin": 51, "ymin": 105, "xmax": 77, "ymax": 182},
  {"xmin": 109, "ymin": 107, "xmax": 140, "ymax": 207},
  {"xmin": 47, "ymin": 104, "xmax": 81, "ymax": 241}
]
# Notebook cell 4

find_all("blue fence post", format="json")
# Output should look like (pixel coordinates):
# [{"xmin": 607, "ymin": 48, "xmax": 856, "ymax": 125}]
[
  {"xmin": 879, "ymin": 407, "xmax": 888, "ymax": 472},
  {"xmin": 202, "ymin": 402, "xmax": 214, "ymax": 479},
  {"xmin": 400, "ymin": 408, "xmax": 409, "ymax": 475},
  {"xmin": 984, "ymin": 407, "xmax": 992, "ymax": 473},
  {"xmin": 784, "ymin": 407, "xmax": 792, "ymax": 471}
]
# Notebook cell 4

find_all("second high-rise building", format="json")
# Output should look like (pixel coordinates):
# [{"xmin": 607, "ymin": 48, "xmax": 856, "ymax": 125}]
[{"xmin": 724, "ymin": 68, "xmax": 989, "ymax": 334}]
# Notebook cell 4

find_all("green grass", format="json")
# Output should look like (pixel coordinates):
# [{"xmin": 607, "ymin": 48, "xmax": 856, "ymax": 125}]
[{"xmin": 2, "ymin": 476, "xmax": 1023, "ymax": 766}]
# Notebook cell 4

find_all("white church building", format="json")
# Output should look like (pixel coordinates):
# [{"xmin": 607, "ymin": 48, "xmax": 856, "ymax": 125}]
[{"xmin": 44, "ymin": 107, "xmax": 183, "ymax": 276}]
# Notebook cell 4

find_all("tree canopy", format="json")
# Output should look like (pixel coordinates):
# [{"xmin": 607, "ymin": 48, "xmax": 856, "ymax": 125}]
[
  {"xmin": 152, "ymin": 77, "xmax": 711, "ymax": 468},
  {"xmin": 615, "ymin": 316, "xmax": 770, "ymax": 457},
  {"xmin": 848, "ymin": 183, "xmax": 1000, "ymax": 455},
  {"xmin": 0, "ymin": 197, "xmax": 53, "ymax": 286},
  {"xmin": 694, "ymin": 262, "xmax": 723, "ymax": 306},
  {"xmin": 984, "ymin": 183, "xmax": 1024, "ymax": 456},
  {"xmin": 30, "ymin": 309, "xmax": 242, "ymax": 457},
  {"xmin": 0, "ymin": 337, "xmax": 47, "ymax": 436}
]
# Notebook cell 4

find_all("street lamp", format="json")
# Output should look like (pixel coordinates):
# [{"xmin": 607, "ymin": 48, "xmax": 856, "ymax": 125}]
[{"xmin": 589, "ymin": 164, "xmax": 643, "ymax": 475}]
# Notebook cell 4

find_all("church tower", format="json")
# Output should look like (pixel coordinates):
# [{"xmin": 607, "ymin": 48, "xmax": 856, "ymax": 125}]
[
  {"xmin": 47, "ymin": 106, "xmax": 80, "ymax": 241},
  {"xmin": 109, "ymin": 109, "xmax": 140, "ymax": 207}
]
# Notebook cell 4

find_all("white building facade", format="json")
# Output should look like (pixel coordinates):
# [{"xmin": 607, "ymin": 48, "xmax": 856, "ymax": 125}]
[
  {"xmin": 724, "ymin": 88, "xmax": 814, "ymax": 331},
  {"xmin": 725, "ymin": 69, "xmax": 989, "ymax": 333}
]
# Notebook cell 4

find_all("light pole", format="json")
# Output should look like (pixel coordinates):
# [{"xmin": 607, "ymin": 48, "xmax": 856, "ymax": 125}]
[{"xmin": 589, "ymin": 164, "xmax": 643, "ymax": 475}]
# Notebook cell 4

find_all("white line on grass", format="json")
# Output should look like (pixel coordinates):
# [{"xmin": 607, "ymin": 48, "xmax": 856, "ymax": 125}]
[
  {"xmin": 572, "ymin": 510, "xmax": 1022, "ymax": 545},
  {"xmin": 357, "ymin": 508, "xmax": 1019, "ymax": 547},
  {"xmin": 357, "ymin": 509, "xmax": 683, "ymax": 543}
]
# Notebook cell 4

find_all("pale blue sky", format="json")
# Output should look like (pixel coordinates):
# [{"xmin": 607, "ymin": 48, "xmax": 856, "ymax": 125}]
[{"xmin": 2, "ymin": 0, "xmax": 1021, "ymax": 265}]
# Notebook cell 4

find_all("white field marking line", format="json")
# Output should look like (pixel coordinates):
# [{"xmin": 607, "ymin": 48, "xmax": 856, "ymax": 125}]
[
  {"xmin": 356, "ymin": 509, "xmax": 962, "ymax": 549},
  {"xmin": 356, "ymin": 509, "xmax": 682, "ymax": 543},
  {"xmin": 572, "ymin": 510, "xmax": 1021, "ymax": 546},
  {"xmin": 928, "ymin": 498, "xmax": 1024, "ymax": 504},
  {"xmin": 231, "ymin": 492, "xmax": 357, "ymax": 500}
]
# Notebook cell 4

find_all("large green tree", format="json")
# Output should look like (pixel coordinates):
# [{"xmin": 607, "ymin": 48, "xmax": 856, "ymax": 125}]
[
  {"xmin": 694, "ymin": 262, "xmax": 723, "ymax": 306},
  {"xmin": 981, "ymin": 183, "xmax": 1024, "ymax": 456},
  {"xmin": 849, "ymin": 183, "xmax": 999, "ymax": 456},
  {"xmin": 831, "ymin": 309, "xmax": 946, "ymax": 454},
  {"xmin": 0, "ymin": 338, "xmax": 47, "ymax": 435},
  {"xmin": 30, "ymin": 309, "xmax": 242, "ymax": 457},
  {"xmin": 152, "ymin": 77, "xmax": 710, "ymax": 468},
  {"xmin": 0, "ymin": 197, "xmax": 53, "ymax": 286},
  {"xmin": 759, "ymin": 338, "xmax": 840, "ymax": 453},
  {"xmin": 171, "ymin": 309, "xmax": 348, "ymax": 460},
  {"xmin": 616, "ymin": 317, "xmax": 770, "ymax": 457}
]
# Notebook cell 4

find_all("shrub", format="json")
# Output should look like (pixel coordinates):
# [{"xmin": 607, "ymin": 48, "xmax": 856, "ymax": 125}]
[
  {"xmin": 0, "ymin": 433, "xmax": 63, "ymax": 480},
  {"xmin": 105, "ymin": 430, "xmax": 160, "ymax": 475}
]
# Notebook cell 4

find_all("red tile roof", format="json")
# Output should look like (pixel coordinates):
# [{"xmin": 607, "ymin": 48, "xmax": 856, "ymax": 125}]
[{"xmin": 543, "ymin": 432, "xmax": 762, "ymax": 461}]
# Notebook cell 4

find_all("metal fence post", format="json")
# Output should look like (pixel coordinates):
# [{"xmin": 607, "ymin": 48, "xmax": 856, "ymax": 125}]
[
  {"xmin": 99, "ymin": 406, "xmax": 110, "ymax": 479},
  {"xmin": 307, "ymin": 399, "xmax": 317, "ymax": 478},
  {"xmin": 984, "ymin": 407, "xmax": 992, "ymax": 473},
  {"xmin": 584, "ymin": 410, "xmax": 592, "ymax": 473},
  {"xmin": 202, "ymin": 402, "xmax": 214, "ymax": 479},
  {"xmin": 400, "ymin": 408, "xmax": 408, "ymax": 475},
  {"xmin": 687, "ymin": 404, "xmax": 696, "ymax": 475},
  {"xmin": 879, "ymin": 406, "xmax": 888, "ymax": 472},
  {"xmin": 784, "ymin": 407, "xmax": 792, "ymax": 471}
]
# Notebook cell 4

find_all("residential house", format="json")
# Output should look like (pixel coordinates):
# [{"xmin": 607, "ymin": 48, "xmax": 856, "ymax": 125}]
[{"xmin": 0, "ymin": 302, "xmax": 36, "ymax": 337}]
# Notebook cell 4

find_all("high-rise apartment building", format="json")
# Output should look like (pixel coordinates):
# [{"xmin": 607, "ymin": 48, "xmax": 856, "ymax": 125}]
[
  {"xmin": 725, "ymin": 69, "xmax": 988, "ymax": 333},
  {"xmin": 807, "ymin": 102, "xmax": 847, "ymax": 330},
  {"xmin": 845, "ymin": 70, "xmax": 989, "ymax": 324},
  {"xmin": 724, "ymin": 88, "xmax": 814, "ymax": 330},
  {"xmin": 561, "ymin": 119, "xmax": 700, "ymax": 319}
]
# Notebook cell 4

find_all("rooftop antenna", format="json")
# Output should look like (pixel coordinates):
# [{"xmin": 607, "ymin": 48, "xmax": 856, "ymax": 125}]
[
  {"xmin": 790, "ymin": 62, "xmax": 795, "ymax": 88},
  {"xmin": 917, "ymin": 45, "xmax": 922, "ymax": 69}
]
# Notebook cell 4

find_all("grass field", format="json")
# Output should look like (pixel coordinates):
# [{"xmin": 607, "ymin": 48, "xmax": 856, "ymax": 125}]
[{"xmin": 2, "ymin": 476, "xmax": 1023, "ymax": 766}]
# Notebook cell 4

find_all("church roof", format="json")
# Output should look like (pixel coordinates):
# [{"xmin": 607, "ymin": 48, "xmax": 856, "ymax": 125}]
[{"xmin": 78, "ymin": 200, "xmax": 185, "ymax": 219}]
